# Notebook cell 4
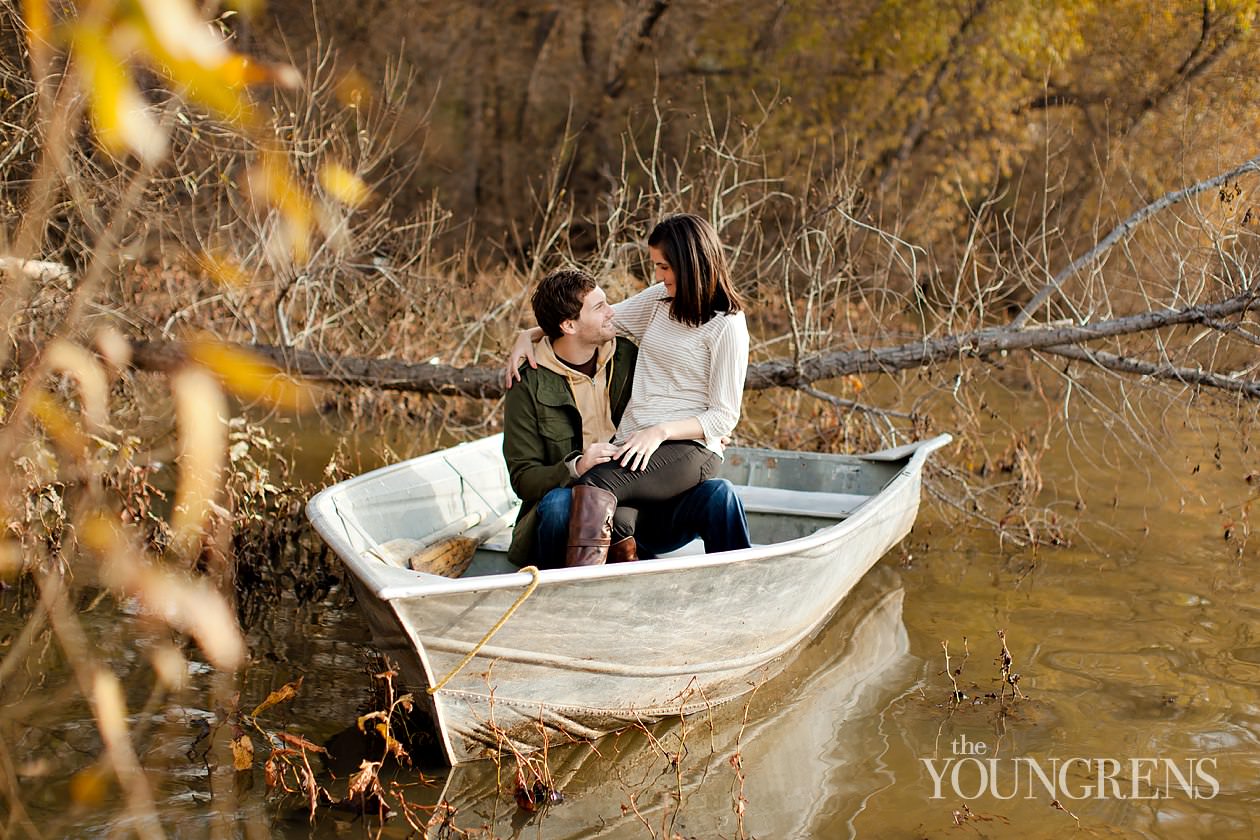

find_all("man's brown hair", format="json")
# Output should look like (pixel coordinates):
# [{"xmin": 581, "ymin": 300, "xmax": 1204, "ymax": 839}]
[{"xmin": 532, "ymin": 268, "xmax": 596, "ymax": 341}]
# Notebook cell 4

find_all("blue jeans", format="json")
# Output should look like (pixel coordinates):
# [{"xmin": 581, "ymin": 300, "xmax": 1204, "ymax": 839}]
[{"xmin": 530, "ymin": 478, "xmax": 752, "ymax": 568}]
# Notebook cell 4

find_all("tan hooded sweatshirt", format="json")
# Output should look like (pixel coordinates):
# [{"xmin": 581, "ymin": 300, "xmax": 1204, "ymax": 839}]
[{"xmin": 534, "ymin": 336, "xmax": 619, "ymax": 471}]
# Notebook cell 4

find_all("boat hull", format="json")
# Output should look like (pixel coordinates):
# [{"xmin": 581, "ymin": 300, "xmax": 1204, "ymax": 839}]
[
  {"xmin": 427, "ymin": 575, "xmax": 914, "ymax": 838},
  {"xmin": 308, "ymin": 434, "xmax": 949, "ymax": 764}
]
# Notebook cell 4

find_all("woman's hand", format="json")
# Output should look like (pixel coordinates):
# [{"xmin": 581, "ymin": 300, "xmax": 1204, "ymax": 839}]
[
  {"xmin": 615, "ymin": 425, "xmax": 669, "ymax": 471},
  {"xmin": 576, "ymin": 442, "xmax": 619, "ymax": 476},
  {"xmin": 504, "ymin": 329, "xmax": 541, "ymax": 388}
]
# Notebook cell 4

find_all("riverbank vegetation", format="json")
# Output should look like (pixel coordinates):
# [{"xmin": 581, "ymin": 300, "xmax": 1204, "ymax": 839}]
[{"xmin": 3, "ymin": 0, "xmax": 1260, "ymax": 834}]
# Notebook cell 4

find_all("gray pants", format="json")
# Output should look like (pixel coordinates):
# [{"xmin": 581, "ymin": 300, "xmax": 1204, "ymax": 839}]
[{"xmin": 577, "ymin": 441, "xmax": 719, "ymax": 539}]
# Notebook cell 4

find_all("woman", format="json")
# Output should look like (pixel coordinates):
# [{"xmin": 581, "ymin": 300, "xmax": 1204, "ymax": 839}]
[{"xmin": 508, "ymin": 213, "xmax": 749, "ymax": 566}]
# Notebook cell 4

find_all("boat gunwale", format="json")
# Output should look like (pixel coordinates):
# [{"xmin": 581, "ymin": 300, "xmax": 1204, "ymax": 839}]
[{"xmin": 307, "ymin": 434, "xmax": 952, "ymax": 602}]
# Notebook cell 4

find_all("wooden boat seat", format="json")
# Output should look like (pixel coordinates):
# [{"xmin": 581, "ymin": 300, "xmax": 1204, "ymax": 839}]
[{"xmin": 736, "ymin": 485, "xmax": 870, "ymax": 518}]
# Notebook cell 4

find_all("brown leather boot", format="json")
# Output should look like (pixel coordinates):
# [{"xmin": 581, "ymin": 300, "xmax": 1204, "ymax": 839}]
[
  {"xmin": 565, "ymin": 485, "xmax": 617, "ymax": 567},
  {"xmin": 608, "ymin": 537, "xmax": 638, "ymax": 563}
]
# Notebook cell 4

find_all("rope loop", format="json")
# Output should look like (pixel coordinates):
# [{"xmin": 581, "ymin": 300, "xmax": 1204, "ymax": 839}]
[{"xmin": 426, "ymin": 565, "xmax": 541, "ymax": 694}]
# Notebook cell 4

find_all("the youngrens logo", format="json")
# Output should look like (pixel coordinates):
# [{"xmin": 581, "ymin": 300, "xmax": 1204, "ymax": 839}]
[{"xmin": 923, "ymin": 735, "xmax": 1219, "ymax": 801}]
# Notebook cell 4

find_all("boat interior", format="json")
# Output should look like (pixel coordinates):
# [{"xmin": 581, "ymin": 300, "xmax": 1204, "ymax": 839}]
[{"xmin": 329, "ymin": 437, "xmax": 907, "ymax": 579}]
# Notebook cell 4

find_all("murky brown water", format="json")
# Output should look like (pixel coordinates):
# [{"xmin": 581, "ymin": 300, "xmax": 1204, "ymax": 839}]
[{"xmin": 6, "ymin": 408, "xmax": 1260, "ymax": 839}]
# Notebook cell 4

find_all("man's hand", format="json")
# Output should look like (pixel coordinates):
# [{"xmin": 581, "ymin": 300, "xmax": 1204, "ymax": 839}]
[
  {"xmin": 504, "ymin": 329, "xmax": 540, "ymax": 388},
  {"xmin": 615, "ymin": 425, "xmax": 669, "ymax": 471},
  {"xmin": 576, "ymin": 442, "xmax": 620, "ymax": 476}
]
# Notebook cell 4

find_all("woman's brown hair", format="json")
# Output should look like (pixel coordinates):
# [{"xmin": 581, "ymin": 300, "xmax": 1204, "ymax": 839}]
[{"xmin": 647, "ymin": 214, "xmax": 743, "ymax": 327}]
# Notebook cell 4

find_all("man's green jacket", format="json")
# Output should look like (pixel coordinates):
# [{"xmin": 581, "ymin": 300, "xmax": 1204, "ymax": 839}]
[{"xmin": 502, "ymin": 336, "xmax": 637, "ymax": 566}]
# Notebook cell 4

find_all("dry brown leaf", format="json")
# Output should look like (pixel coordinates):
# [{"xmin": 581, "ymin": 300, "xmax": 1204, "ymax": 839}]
[
  {"xmin": 375, "ymin": 722, "xmax": 410, "ymax": 764},
  {"xmin": 264, "ymin": 754, "xmax": 281, "ymax": 789},
  {"xmin": 302, "ymin": 763, "xmax": 320, "ymax": 820},
  {"xmin": 275, "ymin": 731, "xmax": 326, "ymax": 753},
  {"xmin": 346, "ymin": 759, "xmax": 382, "ymax": 800},
  {"xmin": 251, "ymin": 676, "xmax": 303, "ymax": 718},
  {"xmin": 231, "ymin": 733, "xmax": 254, "ymax": 771}
]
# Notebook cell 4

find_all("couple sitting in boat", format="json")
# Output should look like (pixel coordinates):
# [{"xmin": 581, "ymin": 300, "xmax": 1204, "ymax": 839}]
[{"xmin": 503, "ymin": 213, "xmax": 752, "ymax": 568}]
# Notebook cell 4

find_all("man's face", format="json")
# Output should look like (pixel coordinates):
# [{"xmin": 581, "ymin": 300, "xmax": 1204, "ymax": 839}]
[{"xmin": 566, "ymin": 285, "xmax": 616, "ymax": 344}]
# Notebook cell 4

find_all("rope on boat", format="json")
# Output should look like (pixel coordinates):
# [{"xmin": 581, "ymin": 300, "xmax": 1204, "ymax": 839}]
[{"xmin": 426, "ymin": 565, "xmax": 541, "ymax": 695}]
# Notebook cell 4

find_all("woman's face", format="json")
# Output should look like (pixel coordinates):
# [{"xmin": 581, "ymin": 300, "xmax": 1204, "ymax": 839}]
[{"xmin": 649, "ymin": 245, "xmax": 676, "ymax": 296}]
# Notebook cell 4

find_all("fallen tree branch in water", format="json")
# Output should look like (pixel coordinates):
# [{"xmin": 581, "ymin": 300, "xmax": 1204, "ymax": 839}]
[
  {"xmin": 1037, "ymin": 343, "xmax": 1260, "ymax": 398},
  {"xmin": 104, "ymin": 288, "xmax": 1260, "ymax": 400},
  {"xmin": 126, "ymin": 339, "xmax": 506, "ymax": 398},
  {"xmin": 747, "ymin": 289, "xmax": 1260, "ymax": 389}
]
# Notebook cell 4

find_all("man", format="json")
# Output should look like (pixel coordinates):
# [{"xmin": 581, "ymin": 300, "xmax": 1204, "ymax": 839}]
[{"xmin": 503, "ymin": 268, "xmax": 751, "ymax": 568}]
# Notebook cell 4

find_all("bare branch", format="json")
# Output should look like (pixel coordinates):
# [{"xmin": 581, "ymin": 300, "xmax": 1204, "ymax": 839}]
[
  {"xmin": 1011, "ymin": 154, "xmax": 1260, "ymax": 329},
  {"xmin": 1038, "ymin": 343, "xmax": 1260, "ymax": 399},
  {"xmin": 798, "ymin": 384, "xmax": 915, "ymax": 420},
  {"xmin": 1202, "ymin": 317, "xmax": 1260, "ymax": 346},
  {"xmin": 757, "ymin": 288, "xmax": 1260, "ymax": 388}
]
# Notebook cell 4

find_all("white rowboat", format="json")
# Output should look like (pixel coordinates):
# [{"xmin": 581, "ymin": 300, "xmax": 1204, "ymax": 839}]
[{"xmin": 305, "ymin": 432, "xmax": 951, "ymax": 765}]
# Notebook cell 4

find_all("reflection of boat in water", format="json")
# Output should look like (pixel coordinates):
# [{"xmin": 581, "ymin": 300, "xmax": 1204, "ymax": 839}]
[
  {"xmin": 306, "ymin": 433, "xmax": 949, "ymax": 766},
  {"xmin": 427, "ymin": 569, "xmax": 915, "ymax": 839}
]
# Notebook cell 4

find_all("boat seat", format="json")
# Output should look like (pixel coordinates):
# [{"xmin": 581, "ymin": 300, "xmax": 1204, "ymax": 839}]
[
  {"xmin": 386, "ymin": 487, "xmax": 869, "ymax": 567},
  {"xmin": 480, "ymin": 525, "xmax": 514, "ymax": 553},
  {"xmin": 736, "ymin": 485, "xmax": 869, "ymax": 518}
]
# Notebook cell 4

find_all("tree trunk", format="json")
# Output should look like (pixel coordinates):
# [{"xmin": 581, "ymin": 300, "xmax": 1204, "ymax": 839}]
[{"xmin": 109, "ymin": 288, "xmax": 1260, "ymax": 401}]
